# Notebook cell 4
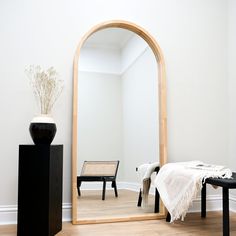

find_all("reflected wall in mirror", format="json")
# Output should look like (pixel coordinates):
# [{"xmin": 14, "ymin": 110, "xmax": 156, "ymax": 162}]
[{"xmin": 72, "ymin": 20, "xmax": 167, "ymax": 225}]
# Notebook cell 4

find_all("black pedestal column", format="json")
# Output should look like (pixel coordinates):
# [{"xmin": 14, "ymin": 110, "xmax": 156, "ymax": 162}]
[{"xmin": 17, "ymin": 145, "xmax": 63, "ymax": 236}]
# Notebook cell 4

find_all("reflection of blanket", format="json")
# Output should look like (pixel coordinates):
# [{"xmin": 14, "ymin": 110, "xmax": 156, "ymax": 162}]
[
  {"xmin": 137, "ymin": 162, "xmax": 159, "ymax": 207},
  {"xmin": 154, "ymin": 161, "xmax": 232, "ymax": 222}
]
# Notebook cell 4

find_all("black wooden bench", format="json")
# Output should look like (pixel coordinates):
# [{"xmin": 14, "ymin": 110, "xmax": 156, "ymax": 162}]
[
  {"xmin": 201, "ymin": 172, "xmax": 236, "ymax": 236},
  {"xmin": 77, "ymin": 161, "xmax": 119, "ymax": 200},
  {"xmin": 166, "ymin": 172, "xmax": 236, "ymax": 236}
]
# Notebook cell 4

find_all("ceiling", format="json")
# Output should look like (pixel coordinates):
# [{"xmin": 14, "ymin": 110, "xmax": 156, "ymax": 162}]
[{"xmin": 83, "ymin": 28, "xmax": 135, "ymax": 49}]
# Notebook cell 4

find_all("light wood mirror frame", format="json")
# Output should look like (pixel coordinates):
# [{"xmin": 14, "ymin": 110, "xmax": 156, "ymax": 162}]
[{"xmin": 72, "ymin": 20, "xmax": 167, "ymax": 224}]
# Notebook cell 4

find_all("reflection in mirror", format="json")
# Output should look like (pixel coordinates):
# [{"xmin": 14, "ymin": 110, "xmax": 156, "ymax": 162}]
[{"xmin": 77, "ymin": 27, "xmax": 160, "ymax": 222}]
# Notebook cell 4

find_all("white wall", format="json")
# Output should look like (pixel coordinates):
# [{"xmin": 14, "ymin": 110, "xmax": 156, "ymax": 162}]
[
  {"xmin": 122, "ymin": 48, "xmax": 158, "ymax": 182},
  {"xmin": 228, "ymin": 0, "xmax": 236, "ymax": 198},
  {"xmin": 121, "ymin": 35, "xmax": 148, "ymax": 74},
  {"xmin": 228, "ymin": 0, "xmax": 236, "ymax": 169},
  {"xmin": 77, "ymin": 72, "xmax": 123, "ymax": 178},
  {"xmin": 80, "ymin": 47, "xmax": 121, "ymax": 74},
  {"xmin": 0, "ymin": 0, "xmax": 230, "ymax": 223},
  {"xmin": 165, "ymin": 1, "xmax": 228, "ymax": 165}
]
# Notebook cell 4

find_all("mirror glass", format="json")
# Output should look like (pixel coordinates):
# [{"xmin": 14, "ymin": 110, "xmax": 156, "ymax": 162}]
[
  {"xmin": 76, "ymin": 27, "xmax": 160, "ymax": 222},
  {"xmin": 72, "ymin": 21, "xmax": 167, "ymax": 224}
]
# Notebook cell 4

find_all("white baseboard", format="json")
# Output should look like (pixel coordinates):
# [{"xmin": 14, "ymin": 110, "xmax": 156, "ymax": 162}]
[
  {"xmin": 80, "ymin": 181, "xmax": 156, "ymax": 194},
  {"xmin": 0, "ymin": 203, "xmax": 72, "ymax": 225},
  {"xmin": 61, "ymin": 203, "xmax": 72, "ymax": 222},
  {"xmin": 188, "ymin": 194, "xmax": 222, "ymax": 213},
  {"xmin": 229, "ymin": 194, "xmax": 236, "ymax": 212},
  {"xmin": 2, "ymin": 186, "xmax": 236, "ymax": 225},
  {"xmin": 79, "ymin": 181, "xmax": 140, "ymax": 191},
  {"xmin": 0, "ymin": 205, "xmax": 17, "ymax": 225},
  {"xmin": 189, "ymin": 193, "xmax": 236, "ymax": 213}
]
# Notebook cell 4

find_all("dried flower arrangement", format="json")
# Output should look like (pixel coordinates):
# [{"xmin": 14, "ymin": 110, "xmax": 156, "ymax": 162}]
[{"xmin": 25, "ymin": 65, "xmax": 64, "ymax": 115}]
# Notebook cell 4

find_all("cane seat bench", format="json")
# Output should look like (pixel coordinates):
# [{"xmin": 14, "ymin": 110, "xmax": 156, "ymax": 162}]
[{"xmin": 77, "ymin": 160, "xmax": 119, "ymax": 200}]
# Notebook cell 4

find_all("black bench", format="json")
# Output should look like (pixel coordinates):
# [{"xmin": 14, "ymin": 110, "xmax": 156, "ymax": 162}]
[
  {"xmin": 166, "ymin": 172, "xmax": 236, "ymax": 236},
  {"xmin": 201, "ymin": 172, "xmax": 236, "ymax": 236},
  {"xmin": 77, "ymin": 161, "xmax": 119, "ymax": 200}
]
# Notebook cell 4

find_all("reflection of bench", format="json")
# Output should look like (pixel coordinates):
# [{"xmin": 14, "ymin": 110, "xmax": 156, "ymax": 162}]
[
  {"xmin": 136, "ymin": 166, "xmax": 160, "ymax": 213},
  {"xmin": 77, "ymin": 161, "xmax": 119, "ymax": 200}
]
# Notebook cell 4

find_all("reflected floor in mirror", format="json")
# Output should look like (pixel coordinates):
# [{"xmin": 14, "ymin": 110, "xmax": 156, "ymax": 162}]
[{"xmin": 77, "ymin": 189, "xmax": 156, "ymax": 220}]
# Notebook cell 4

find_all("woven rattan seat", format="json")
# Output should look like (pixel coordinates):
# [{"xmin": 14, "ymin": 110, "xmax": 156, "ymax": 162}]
[{"xmin": 77, "ymin": 161, "xmax": 119, "ymax": 200}]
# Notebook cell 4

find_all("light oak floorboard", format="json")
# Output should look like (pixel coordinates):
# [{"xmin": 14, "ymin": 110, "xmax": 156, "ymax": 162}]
[
  {"xmin": 2, "ymin": 212, "xmax": 236, "ymax": 235},
  {"xmin": 77, "ymin": 189, "xmax": 156, "ymax": 220}
]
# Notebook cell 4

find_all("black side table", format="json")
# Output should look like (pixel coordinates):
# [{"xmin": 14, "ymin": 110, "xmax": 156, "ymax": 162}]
[{"xmin": 17, "ymin": 145, "xmax": 63, "ymax": 236}]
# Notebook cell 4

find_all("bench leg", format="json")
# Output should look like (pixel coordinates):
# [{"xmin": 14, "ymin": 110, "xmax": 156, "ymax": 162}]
[
  {"xmin": 77, "ymin": 187, "xmax": 81, "ymax": 196},
  {"xmin": 102, "ymin": 180, "xmax": 106, "ymax": 200},
  {"xmin": 201, "ymin": 183, "xmax": 206, "ymax": 218},
  {"xmin": 77, "ymin": 179, "xmax": 81, "ymax": 196},
  {"xmin": 166, "ymin": 212, "xmax": 171, "ymax": 222},
  {"xmin": 112, "ymin": 181, "xmax": 118, "ymax": 197},
  {"xmin": 223, "ymin": 187, "xmax": 229, "ymax": 236},
  {"xmin": 137, "ymin": 189, "xmax": 142, "ymax": 207},
  {"xmin": 154, "ymin": 188, "xmax": 159, "ymax": 213}
]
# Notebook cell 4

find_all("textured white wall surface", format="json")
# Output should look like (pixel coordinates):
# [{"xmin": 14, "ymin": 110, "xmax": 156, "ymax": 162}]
[{"xmin": 0, "ymin": 0, "xmax": 232, "ymax": 223}]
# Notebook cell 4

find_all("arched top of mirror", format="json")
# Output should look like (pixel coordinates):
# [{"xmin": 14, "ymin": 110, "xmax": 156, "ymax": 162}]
[
  {"xmin": 72, "ymin": 20, "xmax": 167, "ymax": 224},
  {"xmin": 79, "ymin": 27, "xmax": 150, "ymax": 75}
]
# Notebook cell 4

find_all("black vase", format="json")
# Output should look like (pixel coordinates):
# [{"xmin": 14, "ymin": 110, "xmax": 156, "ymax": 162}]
[{"xmin": 29, "ymin": 115, "xmax": 57, "ymax": 145}]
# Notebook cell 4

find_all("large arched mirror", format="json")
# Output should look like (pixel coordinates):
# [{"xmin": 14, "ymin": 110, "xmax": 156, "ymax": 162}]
[{"xmin": 72, "ymin": 20, "xmax": 167, "ymax": 224}]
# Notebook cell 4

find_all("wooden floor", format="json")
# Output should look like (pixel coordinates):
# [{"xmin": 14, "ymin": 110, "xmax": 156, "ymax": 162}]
[
  {"xmin": 77, "ymin": 189, "xmax": 156, "ymax": 220},
  {"xmin": 2, "ymin": 212, "xmax": 236, "ymax": 235}
]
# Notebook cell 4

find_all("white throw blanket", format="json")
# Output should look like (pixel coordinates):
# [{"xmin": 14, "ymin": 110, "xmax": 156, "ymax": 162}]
[
  {"xmin": 154, "ymin": 161, "xmax": 232, "ymax": 222},
  {"xmin": 137, "ymin": 162, "xmax": 159, "ymax": 207}
]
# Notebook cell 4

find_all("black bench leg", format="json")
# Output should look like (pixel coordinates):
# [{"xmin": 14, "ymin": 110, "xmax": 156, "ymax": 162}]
[
  {"xmin": 77, "ymin": 187, "xmax": 81, "ymax": 196},
  {"xmin": 137, "ymin": 189, "xmax": 142, "ymax": 207},
  {"xmin": 77, "ymin": 179, "xmax": 81, "ymax": 196},
  {"xmin": 201, "ymin": 183, "xmax": 206, "ymax": 218},
  {"xmin": 166, "ymin": 212, "xmax": 171, "ymax": 222},
  {"xmin": 223, "ymin": 187, "xmax": 229, "ymax": 236},
  {"xmin": 102, "ymin": 180, "xmax": 106, "ymax": 200},
  {"xmin": 112, "ymin": 181, "xmax": 118, "ymax": 197},
  {"xmin": 154, "ymin": 188, "xmax": 159, "ymax": 213}
]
